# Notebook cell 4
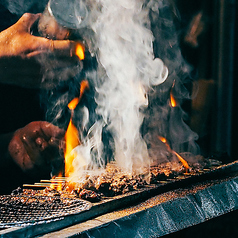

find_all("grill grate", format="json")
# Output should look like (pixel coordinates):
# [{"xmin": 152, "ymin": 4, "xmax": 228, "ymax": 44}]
[{"xmin": 0, "ymin": 194, "xmax": 92, "ymax": 228}]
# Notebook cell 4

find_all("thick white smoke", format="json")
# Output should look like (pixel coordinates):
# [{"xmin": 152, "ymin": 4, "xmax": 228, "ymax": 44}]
[
  {"xmin": 91, "ymin": 0, "xmax": 168, "ymax": 172},
  {"xmin": 43, "ymin": 0, "xmax": 199, "ymax": 179},
  {"xmin": 69, "ymin": 0, "xmax": 169, "ymax": 175}
]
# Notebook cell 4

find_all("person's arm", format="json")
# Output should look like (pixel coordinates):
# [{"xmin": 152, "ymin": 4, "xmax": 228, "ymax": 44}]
[
  {"xmin": 0, "ymin": 121, "xmax": 65, "ymax": 193},
  {"xmin": 0, "ymin": 13, "xmax": 84, "ymax": 88}
]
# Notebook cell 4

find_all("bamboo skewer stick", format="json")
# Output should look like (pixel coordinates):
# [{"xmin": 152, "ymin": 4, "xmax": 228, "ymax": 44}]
[
  {"xmin": 23, "ymin": 184, "xmax": 51, "ymax": 188},
  {"xmin": 23, "ymin": 177, "xmax": 68, "ymax": 188},
  {"xmin": 40, "ymin": 180, "xmax": 66, "ymax": 183}
]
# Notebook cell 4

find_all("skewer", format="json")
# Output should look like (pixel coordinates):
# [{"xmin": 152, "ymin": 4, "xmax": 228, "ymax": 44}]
[
  {"xmin": 23, "ymin": 184, "xmax": 51, "ymax": 188},
  {"xmin": 183, "ymin": 173, "xmax": 190, "ymax": 176},
  {"xmin": 40, "ymin": 179, "xmax": 66, "ymax": 183},
  {"xmin": 23, "ymin": 176, "xmax": 68, "ymax": 189},
  {"xmin": 55, "ymin": 177, "xmax": 67, "ymax": 180},
  {"xmin": 35, "ymin": 183, "xmax": 53, "ymax": 186}
]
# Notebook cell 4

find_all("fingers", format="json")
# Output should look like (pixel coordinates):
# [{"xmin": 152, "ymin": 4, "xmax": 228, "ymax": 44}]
[
  {"xmin": 9, "ymin": 122, "xmax": 65, "ymax": 174},
  {"xmin": 21, "ymin": 133, "xmax": 44, "ymax": 164},
  {"xmin": 21, "ymin": 132, "xmax": 61, "ymax": 166},
  {"xmin": 52, "ymin": 41, "xmax": 85, "ymax": 60},
  {"xmin": 9, "ymin": 135, "xmax": 52, "ymax": 178},
  {"xmin": 17, "ymin": 13, "xmax": 41, "ymax": 32},
  {"xmin": 20, "ymin": 121, "xmax": 64, "ymax": 140},
  {"xmin": 15, "ymin": 13, "xmax": 85, "ymax": 59},
  {"xmin": 35, "ymin": 137, "xmax": 48, "ymax": 150},
  {"xmin": 20, "ymin": 122, "xmax": 64, "ymax": 161},
  {"xmin": 28, "ymin": 37, "xmax": 85, "ymax": 59},
  {"xmin": 25, "ymin": 121, "xmax": 65, "ymax": 160},
  {"xmin": 39, "ymin": 121, "xmax": 65, "ymax": 139},
  {"xmin": 8, "ymin": 135, "xmax": 35, "ymax": 171},
  {"xmin": 7, "ymin": 13, "xmax": 85, "ymax": 64}
]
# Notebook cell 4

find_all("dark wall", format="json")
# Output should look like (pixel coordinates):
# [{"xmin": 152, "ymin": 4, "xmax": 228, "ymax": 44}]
[{"xmin": 232, "ymin": 2, "xmax": 238, "ymax": 160}]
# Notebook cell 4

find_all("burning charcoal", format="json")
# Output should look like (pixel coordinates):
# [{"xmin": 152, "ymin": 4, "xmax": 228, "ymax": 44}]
[
  {"xmin": 48, "ymin": 189, "xmax": 61, "ymax": 197},
  {"xmin": 130, "ymin": 178, "xmax": 145, "ymax": 191},
  {"xmin": 79, "ymin": 189, "xmax": 101, "ymax": 202},
  {"xmin": 150, "ymin": 169, "xmax": 167, "ymax": 184},
  {"xmin": 81, "ymin": 178, "xmax": 97, "ymax": 191},
  {"xmin": 11, "ymin": 187, "xmax": 23, "ymax": 195},
  {"xmin": 95, "ymin": 177, "xmax": 112, "ymax": 196},
  {"xmin": 110, "ymin": 176, "xmax": 128, "ymax": 195}
]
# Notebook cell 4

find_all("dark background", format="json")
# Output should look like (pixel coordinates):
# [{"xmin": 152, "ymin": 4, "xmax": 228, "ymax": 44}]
[
  {"xmin": 0, "ymin": 0, "xmax": 237, "ymax": 236},
  {"xmin": 174, "ymin": 0, "xmax": 237, "ymax": 161},
  {"xmin": 164, "ymin": 0, "xmax": 238, "ymax": 237}
]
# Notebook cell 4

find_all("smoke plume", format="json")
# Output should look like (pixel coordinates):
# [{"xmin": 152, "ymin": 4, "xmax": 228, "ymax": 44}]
[{"xmin": 43, "ymin": 0, "xmax": 199, "ymax": 179}]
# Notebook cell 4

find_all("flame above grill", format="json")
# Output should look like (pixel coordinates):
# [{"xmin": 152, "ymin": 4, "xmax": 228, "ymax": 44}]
[
  {"xmin": 41, "ymin": 0, "xmax": 200, "ymax": 188},
  {"xmin": 64, "ymin": 80, "xmax": 89, "ymax": 178}
]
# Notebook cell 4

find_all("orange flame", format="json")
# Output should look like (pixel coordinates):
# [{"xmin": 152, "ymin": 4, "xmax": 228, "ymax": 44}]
[
  {"xmin": 158, "ymin": 136, "xmax": 171, "ymax": 151},
  {"xmin": 68, "ymin": 98, "xmax": 79, "ymax": 110},
  {"xmin": 51, "ymin": 172, "xmax": 63, "ymax": 191},
  {"xmin": 64, "ymin": 119, "xmax": 80, "ymax": 177},
  {"xmin": 158, "ymin": 136, "xmax": 167, "ymax": 144},
  {"xmin": 158, "ymin": 136, "xmax": 190, "ymax": 171},
  {"xmin": 79, "ymin": 80, "xmax": 89, "ymax": 100},
  {"xmin": 67, "ymin": 80, "xmax": 89, "ymax": 110},
  {"xmin": 64, "ymin": 80, "xmax": 89, "ymax": 177},
  {"xmin": 170, "ymin": 91, "xmax": 177, "ymax": 107},
  {"xmin": 170, "ymin": 80, "xmax": 177, "ymax": 107},
  {"xmin": 173, "ymin": 151, "xmax": 190, "ymax": 171},
  {"xmin": 75, "ymin": 43, "xmax": 85, "ymax": 60}
]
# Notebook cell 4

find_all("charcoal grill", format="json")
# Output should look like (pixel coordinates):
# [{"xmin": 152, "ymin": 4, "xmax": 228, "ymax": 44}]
[
  {"xmin": 0, "ymin": 160, "xmax": 238, "ymax": 237},
  {"xmin": 0, "ymin": 194, "xmax": 92, "ymax": 228}
]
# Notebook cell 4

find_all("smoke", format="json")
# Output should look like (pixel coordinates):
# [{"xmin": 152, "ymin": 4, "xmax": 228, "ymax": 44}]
[
  {"xmin": 41, "ymin": 0, "xmax": 199, "ymax": 178},
  {"xmin": 89, "ymin": 0, "xmax": 169, "ymax": 173},
  {"xmin": 141, "ymin": 0, "xmax": 200, "ymax": 164},
  {"xmin": 1, "ymin": 0, "xmax": 48, "ymax": 15}
]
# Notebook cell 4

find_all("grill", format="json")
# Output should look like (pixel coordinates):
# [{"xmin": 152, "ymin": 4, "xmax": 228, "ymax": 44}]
[
  {"xmin": 0, "ymin": 194, "xmax": 91, "ymax": 228},
  {"xmin": 0, "ymin": 160, "xmax": 238, "ymax": 237}
]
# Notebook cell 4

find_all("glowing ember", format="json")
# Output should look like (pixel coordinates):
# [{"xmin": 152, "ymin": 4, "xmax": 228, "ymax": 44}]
[
  {"xmin": 158, "ymin": 136, "xmax": 190, "ymax": 171},
  {"xmin": 75, "ymin": 43, "xmax": 85, "ymax": 60}
]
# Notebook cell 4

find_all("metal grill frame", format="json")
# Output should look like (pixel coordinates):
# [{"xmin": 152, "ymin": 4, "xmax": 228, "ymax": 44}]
[
  {"xmin": 0, "ymin": 161, "xmax": 238, "ymax": 237},
  {"xmin": 0, "ymin": 194, "xmax": 92, "ymax": 228}
]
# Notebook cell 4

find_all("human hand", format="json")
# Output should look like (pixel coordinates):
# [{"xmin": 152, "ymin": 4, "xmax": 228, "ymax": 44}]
[
  {"xmin": 0, "ymin": 13, "xmax": 84, "ymax": 88},
  {"xmin": 8, "ymin": 121, "xmax": 65, "ymax": 178}
]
